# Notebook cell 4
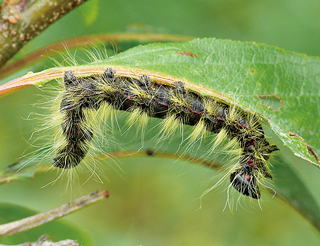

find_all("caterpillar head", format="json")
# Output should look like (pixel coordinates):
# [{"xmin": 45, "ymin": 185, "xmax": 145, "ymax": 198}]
[
  {"xmin": 230, "ymin": 165, "xmax": 261, "ymax": 199},
  {"xmin": 229, "ymin": 140, "xmax": 277, "ymax": 199}
]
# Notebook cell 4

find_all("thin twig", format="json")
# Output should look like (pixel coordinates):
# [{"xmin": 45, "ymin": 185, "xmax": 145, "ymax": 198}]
[
  {"xmin": 0, "ymin": 190, "xmax": 109, "ymax": 236},
  {"xmin": 0, "ymin": 150, "xmax": 221, "ymax": 185}
]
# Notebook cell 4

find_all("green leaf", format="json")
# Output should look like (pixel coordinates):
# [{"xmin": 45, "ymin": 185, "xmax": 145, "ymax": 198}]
[
  {"xmin": 3, "ymin": 38, "xmax": 319, "ymax": 167},
  {"xmin": 102, "ymin": 38, "xmax": 320, "ymax": 166}
]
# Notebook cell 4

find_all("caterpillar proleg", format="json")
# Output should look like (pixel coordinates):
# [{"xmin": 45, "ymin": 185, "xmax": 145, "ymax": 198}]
[{"xmin": 53, "ymin": 68, "xmax": 279, "ymax": 199}]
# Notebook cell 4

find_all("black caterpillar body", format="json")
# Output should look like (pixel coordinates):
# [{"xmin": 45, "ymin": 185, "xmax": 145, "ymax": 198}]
[{"xmin": 53, "ymin": 68, "xmax": 279, "ymax": 199}]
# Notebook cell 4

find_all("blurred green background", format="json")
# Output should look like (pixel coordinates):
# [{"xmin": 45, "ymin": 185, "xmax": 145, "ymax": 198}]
[{"xmin": 0, "ymin": 0, "xmax": 320, "ymax": 245}]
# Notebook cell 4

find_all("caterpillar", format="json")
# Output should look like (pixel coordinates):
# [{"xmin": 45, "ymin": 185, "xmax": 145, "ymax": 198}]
[{"xmin": 52, "ymin": 68, "xmax": 279, "ymax": 199}]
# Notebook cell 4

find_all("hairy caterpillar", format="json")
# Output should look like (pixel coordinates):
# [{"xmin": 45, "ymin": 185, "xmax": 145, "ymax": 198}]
[{"xmin": 52, "ymin": 68, "xmax": 279, "ymax": 199}]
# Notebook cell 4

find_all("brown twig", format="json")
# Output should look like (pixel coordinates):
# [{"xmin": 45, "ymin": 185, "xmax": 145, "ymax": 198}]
[
  {"xmin": 0, "ymin": 190, "xmax": 109, "ymax": 236},
  {"xmin": 0, "ymin": 0, "xmax": 88, "ymax": 67}
]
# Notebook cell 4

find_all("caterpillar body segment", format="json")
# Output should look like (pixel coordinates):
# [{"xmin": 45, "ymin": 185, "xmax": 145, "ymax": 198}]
[
  {"xmin": 53, "ymin": 71, "xmax": 97, "ymax": 168},
  {"xmin": 54, "ymin": 68, "xmax": 279, "ymax": 198}
]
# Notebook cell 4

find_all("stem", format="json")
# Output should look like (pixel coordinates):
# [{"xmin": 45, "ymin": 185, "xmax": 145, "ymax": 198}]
[
  {"xmin": 0, "ymin": 190, "xmax": 109, "ymax": 236},
  {"xmin": 0, "ymin": 0, "xmax": 88, "ymax": 67}
]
